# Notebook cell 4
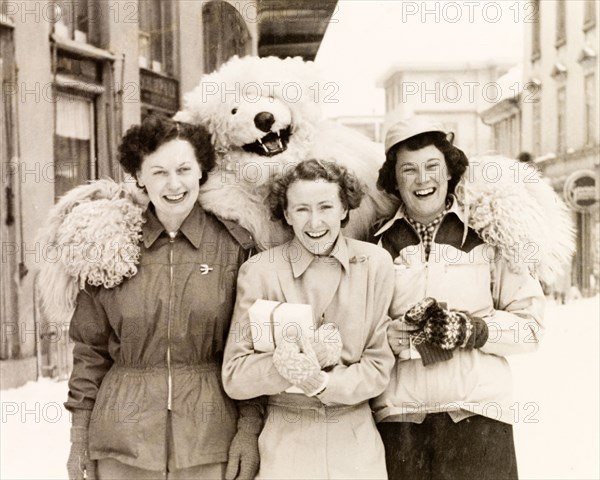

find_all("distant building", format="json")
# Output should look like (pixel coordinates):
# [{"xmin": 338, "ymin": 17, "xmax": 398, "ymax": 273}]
[
  {"xmin": 479, "ymin": 65, "xmax": 523, "ymax": 159},
  {"xmin": 377, "ymin": 61, "xmax": 513, "ymax": 157},
  {"xmin": 0, "ymin": 0, "xmax": 337, "ymax": 389},
  {"xmin": 333, "ymin": 115, "xmax": 384, "ymax": 143},
  {"xmin": 521, "ymin": 0, "xmax": 599, "ymax": 295}
]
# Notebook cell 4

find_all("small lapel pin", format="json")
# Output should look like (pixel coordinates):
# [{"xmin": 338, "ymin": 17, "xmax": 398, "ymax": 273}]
[{"xmin": 199, "ymin": 264, "xmax": 213, "ymax": 275}]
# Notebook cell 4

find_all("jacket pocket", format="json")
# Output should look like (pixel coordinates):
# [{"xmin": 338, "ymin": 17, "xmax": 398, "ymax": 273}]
[{"xmin": 441, "ymin": 262, "xmax": 492, "ymax": 313}]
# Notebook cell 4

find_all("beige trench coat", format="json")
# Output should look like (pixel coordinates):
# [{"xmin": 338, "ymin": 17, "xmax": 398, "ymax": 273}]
[{"xmin": 223, "ymin": 236, "xmax": 395, "ymax": 479}]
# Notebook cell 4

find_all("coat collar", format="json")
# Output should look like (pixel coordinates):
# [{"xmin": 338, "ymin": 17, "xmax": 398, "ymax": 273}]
[
  {"xmin": 374, "ymin": 194, "xmax": 469, "ymax": 246},
  {"xmin": 143, "ymin": 201, "xmax": 206, "ymax": 249},
  {"xmin": 289, "ymin": 235, "xmax": 350, "ymax": 279}
]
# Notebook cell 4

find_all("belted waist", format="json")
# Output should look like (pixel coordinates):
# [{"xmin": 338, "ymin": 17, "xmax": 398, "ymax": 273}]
[
  {"xmin": 111, "ymin": 363, "xmax": 220, "ymax": 375},
  {"xmin": 269, "ymin": 392, "xmax": 368, "ymax": 411}
]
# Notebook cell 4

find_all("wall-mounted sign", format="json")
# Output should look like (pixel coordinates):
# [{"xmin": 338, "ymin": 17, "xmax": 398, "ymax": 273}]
[
  {"xmin": 563, "ymin": 169, "xmax": 599, "ymax": 212},
  {"xmin": 140, "ymin": 69, "xmax": 179, "ymax": 114},
  {"xmin": 56, "ymin": 50, "xmax": 101, "ymax": 83}
]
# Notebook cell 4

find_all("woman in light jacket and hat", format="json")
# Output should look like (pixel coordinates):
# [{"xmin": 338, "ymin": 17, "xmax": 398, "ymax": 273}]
[{"xmin": 372, "ymin": 117, "xmax": 546, "ymax": 479}]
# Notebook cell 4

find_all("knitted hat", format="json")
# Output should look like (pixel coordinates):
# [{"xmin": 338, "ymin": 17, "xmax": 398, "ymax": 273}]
[{"xmin": 384, "ymin": 117, "xmax": 449, "ymax": 154}]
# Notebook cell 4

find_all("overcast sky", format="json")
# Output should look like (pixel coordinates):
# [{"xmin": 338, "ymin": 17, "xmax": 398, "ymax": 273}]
[{"xmin": 316, "ymin": 0, "xmax": 526, "ymax": 118}]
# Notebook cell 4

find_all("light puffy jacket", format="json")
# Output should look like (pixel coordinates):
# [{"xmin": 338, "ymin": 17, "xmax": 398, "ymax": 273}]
[{"xmin": 371, "ymin": 202, "xmax": 546, "ymax": 424}]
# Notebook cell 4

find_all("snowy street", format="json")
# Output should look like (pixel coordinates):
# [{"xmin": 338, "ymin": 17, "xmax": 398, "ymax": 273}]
[{"xmin": 1, "ymin": 296, "xmax": 599, "ymax": 480}]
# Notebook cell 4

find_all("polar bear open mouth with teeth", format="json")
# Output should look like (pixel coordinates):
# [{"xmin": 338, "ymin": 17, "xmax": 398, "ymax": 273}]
[
  {"xmin": 212, "ymin": 90, "xmax": 300, "ymax": 164},
  {"xmin": 242, "ymin": 125, "xmax": 292, "ymax": 157}
]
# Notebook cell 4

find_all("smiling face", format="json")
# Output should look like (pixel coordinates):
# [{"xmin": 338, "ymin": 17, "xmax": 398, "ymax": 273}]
[
  {"xmin": 395, "ymin": 144, "xmax": 451, "ymax": 225},
  {"xmin": 136, "ymin": 139, "xmax": 202, "ymax": 231},
  {"xmin": 284, "ymin": 180, "xmax": 348, "ymax": 256}
]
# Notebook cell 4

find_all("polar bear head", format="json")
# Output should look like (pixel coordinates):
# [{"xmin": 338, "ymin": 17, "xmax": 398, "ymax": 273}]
[{"xmin": 176, "ymin": 55, "xmax": 330, "ymax": 181}]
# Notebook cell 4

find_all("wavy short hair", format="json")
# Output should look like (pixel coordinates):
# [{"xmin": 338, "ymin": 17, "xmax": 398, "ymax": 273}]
[
  {"xmin": 267, "ymin": 159, "xmax": 365, "ymax": 228},
  {"xmin": 118, "ymin": 114, "xmax": 215, "ymax": 185},
  {"xmin": 377, "ymin": 131, "xmax": 469, "ymax": 199}
]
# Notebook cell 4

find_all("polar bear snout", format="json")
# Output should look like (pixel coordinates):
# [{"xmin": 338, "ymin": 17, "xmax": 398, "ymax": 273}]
[{"xmin": 255, "ymin": 112, "xmax": 276, "ymax": 133}]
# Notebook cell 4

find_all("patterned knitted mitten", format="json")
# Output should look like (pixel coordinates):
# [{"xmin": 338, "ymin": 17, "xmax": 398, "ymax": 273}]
[
  {"xmin": 273, "ymin": 337, "xmax": 328, "ymax": 396},
  {"xmin": 460, "ymin": 315, "xmax": 489, "ymax": 349},
  {"xmin": 404, "ymin": 297, "xmax": 445, "ymax": 328},
  {"xmin": 309, "ymin": 323, "xmax": 342, "ymax": 369},
  {"xmin": 425, "ymin": 310, "xmax": 471, "ymax": 350}
]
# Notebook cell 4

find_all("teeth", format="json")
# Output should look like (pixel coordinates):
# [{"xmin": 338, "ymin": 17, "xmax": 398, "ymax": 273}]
[
  {"xmin": 257, "ymin": 138, "xmax": 269, "ymax": 154},
  {"xmin": 165, "ymin": 193, "xmax": 185, "ymax": 201},
  {"xmin": 415, "ymin": 188, "xmax": 435, "ymax": 197},
  {"xmin": 306, "ymin": 231, "xmax": 327, "ymax": 238}
]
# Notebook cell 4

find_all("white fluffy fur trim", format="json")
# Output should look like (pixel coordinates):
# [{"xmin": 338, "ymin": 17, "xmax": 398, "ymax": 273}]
[
  {"xmin": 455, "ymin": 155, "xmax": 575, "ymax": 284},
  {"xmin": 36, "ymin": 179, "xmax": 145, "ymax": 324}
]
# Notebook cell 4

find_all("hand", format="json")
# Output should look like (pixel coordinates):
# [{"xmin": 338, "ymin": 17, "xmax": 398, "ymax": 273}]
[
  {"xmin": 225, "ymin": 431, "xmax": 259, "ymax": 480},
  {"xmin": 387, "ymin": 319, "xmax": 414, "ymax": 358},
  {"xmin": 309, "ymin": 323, "xmax": 342, "ymax": 368},
  {"xmin": 67, "ymin": 420, "xmax": 96, "ymax": 480},
  {"xmin": 404, "ymin": 297, "xmax": 445, "ymax": 328},
  {"xmin": 424, "ymin": 310, "xmax": 488, "ymax": 350},
  {"xmin": 225, "ymin": 400, "xmax": 263, "ymax": 480},
  {"xmin": 273, "ymin": 336, "xmax": 328, "ymax": 396}
]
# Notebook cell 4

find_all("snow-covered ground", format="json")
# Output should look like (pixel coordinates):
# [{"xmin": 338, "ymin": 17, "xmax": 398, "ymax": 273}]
[
  {"xmin": 1, "ymin": 296, "xmax": 599, "ymax": 480},
  {"xmin": 510, "ymin": 295, "xmax": 600, "ymax": 480}
]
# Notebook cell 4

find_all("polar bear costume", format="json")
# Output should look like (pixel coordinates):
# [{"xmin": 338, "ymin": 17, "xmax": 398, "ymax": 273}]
[{"xmin": 36, "ymin": 56, "xmax": 573, "ymax": 324}]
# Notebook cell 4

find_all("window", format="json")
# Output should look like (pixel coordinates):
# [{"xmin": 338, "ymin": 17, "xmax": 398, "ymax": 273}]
[
  {"xmin": 584, "ymin": 0, "xmax": 596, "ymax": 30},
  {"xmin": 556, "ymin": 0, "xmax": 566, "ymax": 47},
  {"xmin": 557, "ymin": 86, "xmax": 566, "ymax": 152},
  {"xmin": 494, "ymin": 121, "xmax": 504, "ymax": 153},
  {"xmin": 138, "ymin": 0, "xmax": 176, "ymax": 75},
  {"xmin": 533, "ymin": 101, "xmax": 541, "ymax": 156},
  {"xmin": 52, "ymin": 0, "xmax": 99, "ymax": 45},
  {"xmin": 203, "ymin": 1, "xmax": 251, "ymax": 73},
  {"xmin": 54, "ymin": 92, "xmax": 95, "ymax": 200},
  {"xmin": 492, "ymin": 117, "xmax": 519, "ymax": 157},
  {"xmin": 585, "ymin": 73, "xmax": 598, "ymax": 145},
  {"xmin": 531, "ymin": 0, "xmax": 541, "ymax": 60},
  {"xmin": 510, "ymin": 115, "xmax": 521, "ymax": 157}
]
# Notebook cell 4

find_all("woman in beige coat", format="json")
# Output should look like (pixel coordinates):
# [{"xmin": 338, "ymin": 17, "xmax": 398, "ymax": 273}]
[{"xmin": 222, "ymin": 159, "xmax": 395, "ymax": 479}]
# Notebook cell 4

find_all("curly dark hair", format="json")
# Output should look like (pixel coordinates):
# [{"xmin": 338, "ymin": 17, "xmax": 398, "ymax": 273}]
[
  {"xmin": 118, "ymin": 114, "xmax": 215, "ymax": 185},
  {"xmin": 267, "ymin": 159, "xmax": 365, "ymax": 228},
  {"xmin": 377, "ymin": 131, "xmax": 469, "ymax": 199}
]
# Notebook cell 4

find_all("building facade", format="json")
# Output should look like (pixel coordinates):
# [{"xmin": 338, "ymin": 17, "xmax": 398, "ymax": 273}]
[
  {"xmin": 521, "ymin": 0, "xmax": 599, "ymax": 296},
  {"xmin": 0, "ymin": 0, "xmax": 336, "ymax": 388},
  {"xmin": 479, "ymin": 65, "xmax": 523, "ymax": 160},
  {"xmin": 378, "ymin": 61, "xmax": 513, "ymax": 157}
]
